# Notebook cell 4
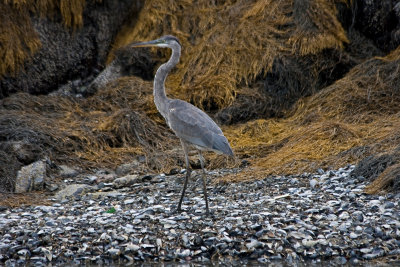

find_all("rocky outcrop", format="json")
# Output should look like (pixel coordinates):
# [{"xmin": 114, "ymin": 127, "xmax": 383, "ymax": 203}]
[{"xmin": 0, "ymin": 0, "xmax": 139, "ymax": 98}]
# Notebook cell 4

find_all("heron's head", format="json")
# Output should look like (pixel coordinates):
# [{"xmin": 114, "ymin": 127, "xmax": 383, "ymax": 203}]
[{"xmin": 131, "ymin": 35, "xmax": 181, "ymax": 48}]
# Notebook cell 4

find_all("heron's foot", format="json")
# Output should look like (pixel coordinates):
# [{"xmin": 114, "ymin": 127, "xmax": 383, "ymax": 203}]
[
  {"xmin": 169, "ymin": 205, "xmax": 183, "ymax": 215},
  {"xmin": 203, "ymin": 210, "xmax": 215, "ymax": 218},
  {"xmin": 194, "ymin": 208, "xmax": 214, "ymax": 218}
]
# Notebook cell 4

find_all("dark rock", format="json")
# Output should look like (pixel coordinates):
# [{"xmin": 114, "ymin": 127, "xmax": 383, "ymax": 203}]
[
  {"xmin": 0, "ymin": 0, "xmax": 139, "ymax": 98},
  {"xmin": 353, "ymin": 0, "xmax": 400, "ymax": 51},
  {"xmin": 384, "ymin": 201, "xmax": 395, "ymax": 209},
  {"xmin": 168, "ymin": 168, "xmax": 180, "ymax": 175},
  {"xmin": 113, "ymin": 175, "xmax": 139, "ymax": 188}
]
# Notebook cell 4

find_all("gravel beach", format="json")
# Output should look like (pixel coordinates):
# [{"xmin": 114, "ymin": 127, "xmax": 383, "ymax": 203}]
[{"xmin": 1, "ymin": 165, "xmax": 399, "ymax": 266}]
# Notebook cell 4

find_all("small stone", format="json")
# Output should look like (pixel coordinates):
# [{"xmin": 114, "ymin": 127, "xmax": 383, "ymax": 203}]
[
  {"xmin": 41, "ymin": 247, "xmax": 52, "ymax": 261},
  {"xmin": 348, "ymin": 192, "xmax": 356, "ymax": 199},
  {"xmin": 47, "ymin": 183, "xmax": 59, "ymax": 192},
  {"xmin": 302, "ymin": 239, "xmax": 319, "ymax": 248},
  {"xmin": 221, "ymin": 236, "xmax": 232, "ymax": 243},
  {"xmin": 107, "ymin": 248, "xmax": 120, "ymax": 258},
  {"xmin": 360, "ymin": 248, "xmax": 373, "ymax": 254},
  {"xmin": 339, "ymin": 211, "xmax": 350, "ymax": 220},
  {"xmin": 338, "ymin": 223, "xmax": 349, "ymax": 232},
  {"xmin": 369, "ymin": 200, "xmax": 381, "ymax": 206},
  {"xmin": 375, "ymin": 227, "xmax": 384, "ymax": 237},
  {"xmin": 250, "ymin": 214, "xmax": 262, "ymax": 221},
  {"xmin": 141, "ymin": 244, "xmax": 155, "ymax": 249},
  {"xmin": 113, "ymin": 175, "xmax": 139, "ymax": 188},
  {"xmin": 310, "ymin": 179, "xmax": 318, "ymax": 189},
  {"xmin": 156, "ymin": 238, "xmax": 162, "ymax": 248},
  {"xmin": 142, "ymin": 175, "xmax": 153, "ymax": 182},
  {"xmin": 168, "ymin": 168, "xmax": 180, "ymax": 175},
  {"xmin": 87, "ymin": 175, "xmax": 98, "ymax": 184},
  {"xmin": 193, "ymin": 235, "xmax": 203, "ymax": 246},
  {"xmin": 45, "ymin": 220, "xmax": 56, "ymax": 227},
  {"xmin": 384, "ymin": 202, "xmax": 395, "ymax": 209},
  {"xmin": 124, "ymin": 199, "xmax": 135, "ymax": 205},
  {"xmin": 125, "ymin": 244, "xmax": 140, "ymax": 252},
  {"xmin": 353, "ymin": 211, "xmax": 364, "ymax": 222},
  {"xmin": 327, "ymin": 214, "xmax": 337, "ymax": 221},
  {"xmin": 59, "ymin": 165, "xmax": 79, "ymax": 178},
  {"xmin": 246, "ymin": 239, "xmax": 263, "ymax": 250},
  {"xmin": 334, "ymin": 256, "xmax": 347, "ymax": 264},
  {"xmin": 17, "ymin": 249, "xmax": 30, "ymax": 259},
  {"xmin": 355, "ymin": 226, "xmax": 363, "ymax": 233},
  {"xmin": 349, "ymin": 232, "xmax": 358, "ymax": 239}
]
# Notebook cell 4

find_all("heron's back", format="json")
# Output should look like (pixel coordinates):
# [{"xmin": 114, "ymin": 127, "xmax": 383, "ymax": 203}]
[{"xmin": 165, "ymin": 99, "xmax": 233, "ymax": 156}]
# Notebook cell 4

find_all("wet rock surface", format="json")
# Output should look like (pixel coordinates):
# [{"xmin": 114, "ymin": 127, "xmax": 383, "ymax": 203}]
[{"xmin": 1, "ymin": 165, "xmax": 400, "ymax": 266}]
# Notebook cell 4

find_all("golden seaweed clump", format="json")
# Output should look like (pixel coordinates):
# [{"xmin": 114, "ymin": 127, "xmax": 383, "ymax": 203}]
[
  {"xmin": 289, "ymin": 0, "xmax": 349, "ymax": 55},
  {"xmin": 0, "ymin": 0, "xmax": 88, "ymax": 77},
  {"xmin": 0, "ymin": 3, "xmax": 41, "ymax": 77},
  {"xmin": 364, "ymin": 163, "xmax": 400, "ymax": 194}
]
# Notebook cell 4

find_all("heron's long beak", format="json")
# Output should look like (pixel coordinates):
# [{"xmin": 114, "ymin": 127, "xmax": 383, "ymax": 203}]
[{"xmin": 131, "ymin": 39, "xmax": 159, "ymax": 48}]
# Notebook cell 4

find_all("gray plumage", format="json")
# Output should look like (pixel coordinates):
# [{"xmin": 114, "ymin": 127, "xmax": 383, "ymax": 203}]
[
  {"xmin": 167, "ymin": 99, "xmax": 233, "ymax": 155},
  {"xmin": 131, "ymin": 35, "xmax": 234, "ymax": 215}
]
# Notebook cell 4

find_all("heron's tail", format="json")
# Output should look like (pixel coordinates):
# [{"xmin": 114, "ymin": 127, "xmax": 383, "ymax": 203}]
[{"xmin": 213, "ymin": 134, "xmax": 234, "ymax": 157}]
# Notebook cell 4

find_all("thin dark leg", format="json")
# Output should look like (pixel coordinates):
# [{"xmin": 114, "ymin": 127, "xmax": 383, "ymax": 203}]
[
  {"xmin": 177, "ymin": 140, "xmax": 190, "ymax": 212},
  {"xmin": 198, "ymin": 150, "xmax": 210, "ymax": 215}
]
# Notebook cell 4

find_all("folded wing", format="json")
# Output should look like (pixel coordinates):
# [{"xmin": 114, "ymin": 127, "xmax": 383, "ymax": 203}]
[{"xmin": 166, "ymin": 99, "xmax": 234, "ymax": 156}]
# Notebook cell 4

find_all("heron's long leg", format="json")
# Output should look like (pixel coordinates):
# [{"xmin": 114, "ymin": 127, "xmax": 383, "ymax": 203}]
[
  {"xmin": 177, "ymin": 139, "xmax": 191, "ymax": 212},
  {"xmin": 198, "ymin": 150, "xmax": 210, "ymax": 215}
]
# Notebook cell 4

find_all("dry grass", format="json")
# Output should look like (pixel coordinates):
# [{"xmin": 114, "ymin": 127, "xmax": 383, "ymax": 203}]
[
  {"xmin": 0, "ymin": 192, "xmax": 52, "ymax": 208},
  {"xmin": 0, "ymin": 3, "xmax": 41, "ymax": 77},
  {"xmin": 289, "ymin": 0, "xmax": 349, "ymax": 55}
]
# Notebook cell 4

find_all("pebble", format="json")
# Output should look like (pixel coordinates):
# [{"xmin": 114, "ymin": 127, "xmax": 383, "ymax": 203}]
[
  {"xmin": 309, "ymin": 179, "xmax": 318, "ymax": 188},
  {"xmin": 349, "ymin": 232, "xmax": 358, "ymax": 239},
  {"xmin": 384, "ymin": 202, "xmax": 395, "ymax": 209},
  {"xmin": 0, "ymin": 165, "xmax": 399, "ymax": 265}
]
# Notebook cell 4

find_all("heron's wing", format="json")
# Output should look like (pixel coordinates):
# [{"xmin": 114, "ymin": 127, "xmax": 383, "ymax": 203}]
[{"xmin": 167, "ymin": 99, "xmax": 233, "ymax": 156}]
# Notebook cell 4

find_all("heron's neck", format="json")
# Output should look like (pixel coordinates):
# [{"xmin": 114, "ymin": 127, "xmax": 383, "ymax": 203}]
[{"xmin": 153, "ymin": 43, "xmax": 181, "ymax": 117}]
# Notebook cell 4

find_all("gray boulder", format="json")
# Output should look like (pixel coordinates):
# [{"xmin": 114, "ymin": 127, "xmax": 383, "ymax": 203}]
[
  {"xmin": 15, "ymin": 160, "xmax": 47, "ymax": 193},
  {"xmin": 54, "ymin": 184, "xmax": 93, "ymax": 201}
]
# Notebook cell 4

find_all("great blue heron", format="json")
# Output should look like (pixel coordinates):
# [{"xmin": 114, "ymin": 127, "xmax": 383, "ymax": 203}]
[{"xmin": 131, "ymin": 35, "xmax": 234, "ymax": 215}]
